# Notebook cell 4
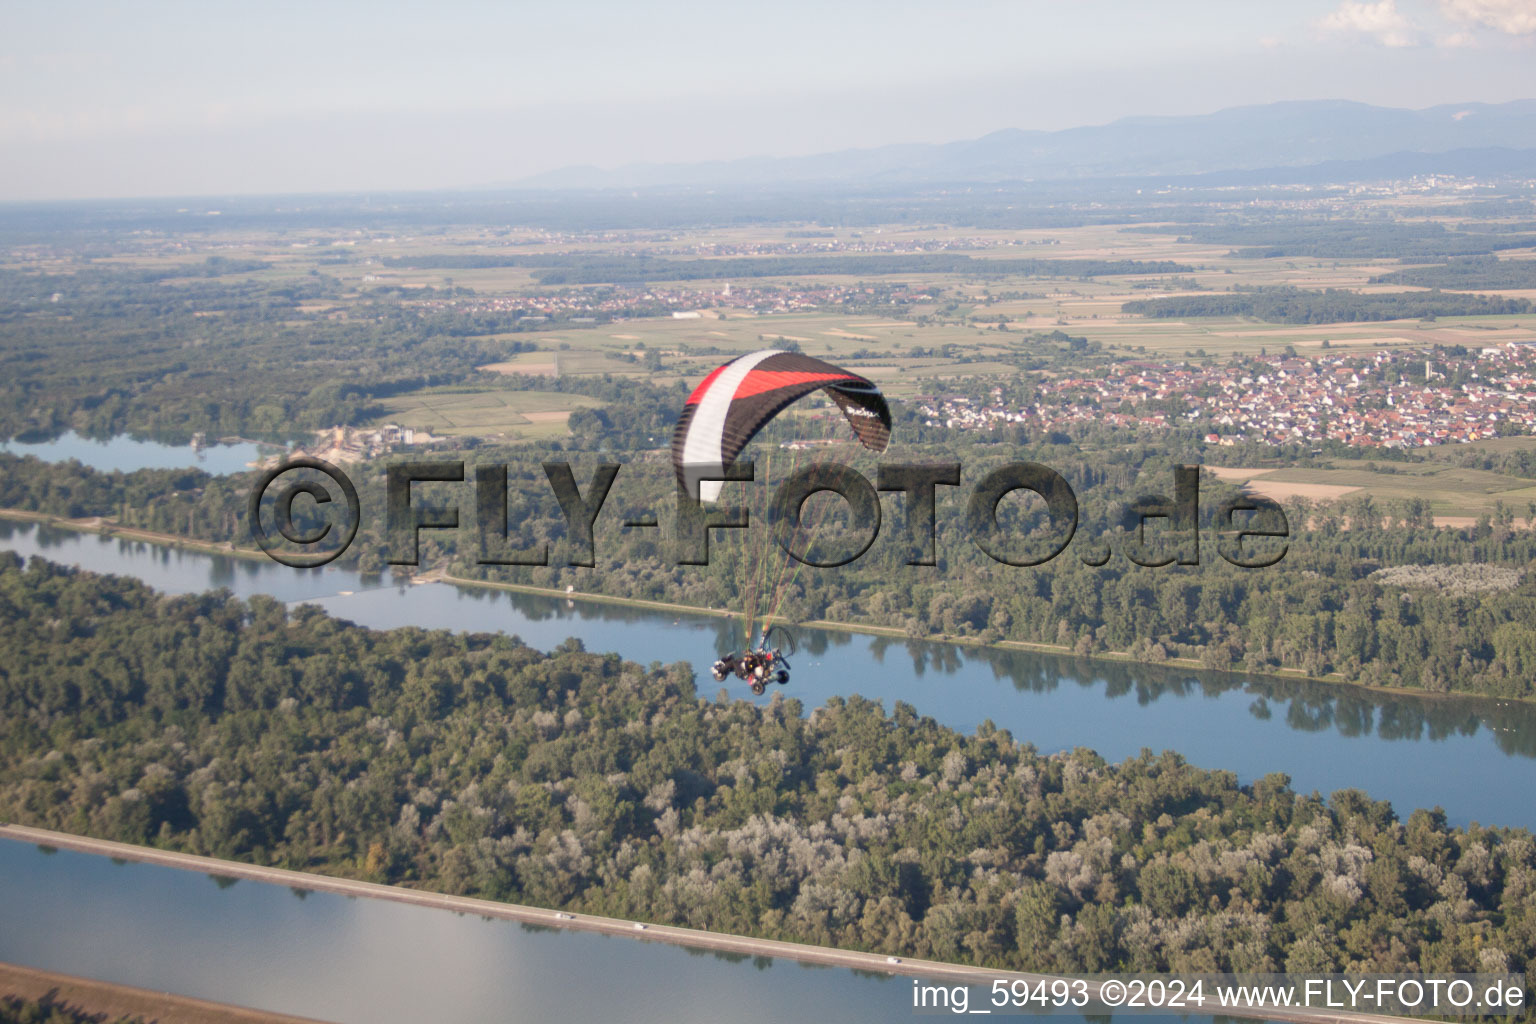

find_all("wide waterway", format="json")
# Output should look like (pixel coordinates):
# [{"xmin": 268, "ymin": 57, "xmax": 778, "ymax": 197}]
[
  {"xmin": 3, "ymin": 517, "xmax": 1535, "ymax": 832},
  {"xmin": 0, "ymin": 430, "xmax": 273, "ymax": 476},
  {"xmin": 0, "ymin": 836, "xmax": 1227, "ymax": 1024},
  {"xmin": 2, "ymin": 437, "xmax": 1530, "ymax": 1022},
  {"xmin": 0, "ymin": 837, "xmax": 931, "ymax": 1024}
]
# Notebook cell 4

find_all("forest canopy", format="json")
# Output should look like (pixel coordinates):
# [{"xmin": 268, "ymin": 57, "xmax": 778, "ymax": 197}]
[
  {"xmin": 2, "ymin": 555, "xmax": 1533, "ymax": 976},
  {"xmin": 1121, "ymin": 287, "xmax": 1530, "ymax": 323}
]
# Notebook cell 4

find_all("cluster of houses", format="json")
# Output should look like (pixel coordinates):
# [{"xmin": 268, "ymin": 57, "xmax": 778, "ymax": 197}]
[
  {"xmin": 405, "ymin": 230, "xmax": 1055, "ymax": 258},
  {"xmin": 286, "ymin": 424, "xmax": 438, "ymax": 465},
  {"xmin": 411, "ymin": 285, "xmax": 699, "ymax": 321},
  {"xmin": 921, "ymin": 343, "xmax": 1536, "ymax": 449},
  {"xmin": 411, "ymin": 280, "xmax": 929, "ymax": 322},
  {"xmin": 650, "ymin": 235, "xmax": 1059, "ymax": 257}
]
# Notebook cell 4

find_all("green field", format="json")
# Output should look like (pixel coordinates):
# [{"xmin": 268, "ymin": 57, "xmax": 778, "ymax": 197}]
[
  {"xmin": 474, "ymin": 312, "xmax": 1033, "ymax": 394},
  {"xmin": 44, "ymin": 215, "xmax": 1536, "ymax": 448},
  {"xmin": 372, "ymin": 388, "xmax": 605, "ymax": 439},
  {"xmin": 1211, "ymin": 452, "xmax": 1536, "ymax": 518}
]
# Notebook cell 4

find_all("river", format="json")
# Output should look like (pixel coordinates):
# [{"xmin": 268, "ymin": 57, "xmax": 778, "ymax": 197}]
[
  {"xmin": 0, "ymin": 430, "xmax": 274, "ymax": 476},
  {"xmin": 3, "ymin": 518, "xmax": 1534, "ymax": 833},
  {"xmin": 3, "ymin": 440, "xmax": 1530, "ymax": 1022},
  {"xmin": 0, "ymin": 838, "xmax": 942, "ymax": 1024}
]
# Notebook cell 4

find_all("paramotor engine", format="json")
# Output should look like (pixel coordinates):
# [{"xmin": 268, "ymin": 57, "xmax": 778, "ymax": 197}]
[{"xmin": 676, "ymin": 349, "xmax": 890, "ymax": 692}]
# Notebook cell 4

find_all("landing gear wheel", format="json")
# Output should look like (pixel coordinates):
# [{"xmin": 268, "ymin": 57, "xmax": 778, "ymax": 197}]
[
  {"xmin": 775, "ymin": 671, "xmax": 789, "ymax": 685},
  {"xmin": 750, "ymin": 680, "xmax": 766, "ymax": 695}
]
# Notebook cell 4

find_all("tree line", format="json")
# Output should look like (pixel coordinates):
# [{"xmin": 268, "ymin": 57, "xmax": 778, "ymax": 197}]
[
  {"xmin": 2, "ymin": 554, "xmax": 1533, "ymax": 976},
  {"xmin": 11, "ymin": 425, "xmax": 1536, "ymax": 698},
  {"xmin": 1122, "ymin": 286, "xmax": 1530, "ymax": 323},
  {"xmin": 0, "ymin": 268, "xmax": 505, "ymax": 443},
  {"xmin": 1136, "ymin": 221, "xmax": 1536, "ymax": 260},
  {"xmin": 1370, "ymin": 256, "xmax": 1536, "ymax": 291}
]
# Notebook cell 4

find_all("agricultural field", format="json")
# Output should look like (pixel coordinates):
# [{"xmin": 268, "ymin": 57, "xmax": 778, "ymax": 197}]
[
  {"xmin": 1054, "ymin": 312, "xmax": 1536, "ymax": 359},
  {"xmin": 1206, "ymin": 457, "xmax": 1536, "ymax": 518},
  {"xmin": 470, "ymin": 313, "xmax": 1030, "ymax": 397},
  {"xmin": 10, "ymin": 200, "xmax": 1533, "ymax": 453},
  {"xmin": 371, "ymin": 388, "xmax": 606, "ymax": 440}
]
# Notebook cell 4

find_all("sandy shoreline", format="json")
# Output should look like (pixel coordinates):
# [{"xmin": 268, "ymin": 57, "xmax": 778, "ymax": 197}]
[{"xmin": 0, "ymin": 961, "xmax": 335, "ymax": 1024}]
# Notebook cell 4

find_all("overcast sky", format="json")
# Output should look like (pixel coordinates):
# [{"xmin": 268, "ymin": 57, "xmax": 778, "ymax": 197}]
[{"xmin": 2, "ymin": 0, "xmax": 1534, "ymax": 200}]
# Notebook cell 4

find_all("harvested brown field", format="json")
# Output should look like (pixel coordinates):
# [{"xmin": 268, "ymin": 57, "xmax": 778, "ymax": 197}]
[{"xmin": 1203, "ymin": 466, "xmax": 1272, "ymax": 482}]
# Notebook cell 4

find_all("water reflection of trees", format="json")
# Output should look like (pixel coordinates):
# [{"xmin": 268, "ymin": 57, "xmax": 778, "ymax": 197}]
[
  {"xmin": 771, "ymin": 618, "xmax": 1536, "ymax": 760},
  {"xmin": 465, "ymin": 583, "xmax": 1536, "ymax": 760},
  {"xmin": 485, "ymin": 588, "xmax": 743, "ymax": 653},
  {"xmin": 800, "ymin": 629, "xmax": 852, "ymax": 658},
  {"xmin": 934, "ymin": 641, "xmax": 1536, "ymax": 759},
  {"xmin": 9, "ymin": 521, "xmax": 1536, "ymax": 762}
]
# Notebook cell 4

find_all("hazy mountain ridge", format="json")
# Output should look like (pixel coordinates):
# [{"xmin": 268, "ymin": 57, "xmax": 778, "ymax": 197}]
[{"xmin": 518, "ymin": 99, "xmax": 1536, "ymax": 189}]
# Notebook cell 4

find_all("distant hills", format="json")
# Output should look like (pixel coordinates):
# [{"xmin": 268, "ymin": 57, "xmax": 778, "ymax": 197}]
[{"xmin": 517, "ymin": 99, "xmax": 1536, "ymax": 189}]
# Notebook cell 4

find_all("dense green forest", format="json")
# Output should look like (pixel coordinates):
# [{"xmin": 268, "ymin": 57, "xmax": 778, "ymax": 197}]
[
  {"xmin": 2, "ymin": 555, "xmax": 1533, "ymax": 975},
  {"xmin": 1121, "ymin": 287, "xmax": 1531, "ymax": 323},
  {"xmin": 1370, "ymin": 256, "xmax": 1536, "ymax": 291},
  {"xmin": 0, "ymin": 266, "xmax": 500, "ymax": 441},
  {"xmin": 0, "ymin": 254, "xmax": 1164, "ymax": 446},
  {"xmin": 8, "ymin": 430, "xmax": 1536, "ymax": 699}
]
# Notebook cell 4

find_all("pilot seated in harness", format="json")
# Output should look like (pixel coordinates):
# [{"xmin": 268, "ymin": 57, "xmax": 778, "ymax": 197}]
[{"xmin": 711, "ymin": 645, "xmax": 790, "ymax": 695}]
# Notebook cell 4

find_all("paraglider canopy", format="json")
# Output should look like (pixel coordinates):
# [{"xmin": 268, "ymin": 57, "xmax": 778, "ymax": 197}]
[{"xmin": 671, "ymin": 349, "xmax": 891, "ymax": 502}]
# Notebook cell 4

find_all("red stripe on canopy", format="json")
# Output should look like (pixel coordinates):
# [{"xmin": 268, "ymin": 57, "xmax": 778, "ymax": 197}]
[
  {"xmin": 731, "ymin": 370, "xmax": 862, "ymax": 400},
  {"xmin": 685, "ymin": 364, "xmax": 730, "ymax": 405}
]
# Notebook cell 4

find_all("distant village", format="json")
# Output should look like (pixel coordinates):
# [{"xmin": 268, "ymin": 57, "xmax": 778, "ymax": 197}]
[
  {"xmin": 922, "ymin": 342, "xmax": 1536, "ymax": 449},
  {"xmin": 409, "ymin": 280, "xmax": 931, "ymax": 322},
  {"xmin": 650, "ymin": 235, "xmax": 1060, "ymax": 258},
  {"xmin": 285, "ymin": 423, "xmax": 440, "ymax": 465}
]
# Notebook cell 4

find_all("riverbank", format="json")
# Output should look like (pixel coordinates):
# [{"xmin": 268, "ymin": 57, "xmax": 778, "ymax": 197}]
[
  {"xmin": 3, "ymin": 507, "xmax": 1524, "ymax": 713},
  {"xmin": 0, "ymin": 825, "xmax": 1419, "ymax": 1024},
  {"xmin": 0, "ymin": 509, "xmax": 269, "ymax": 563},
  {"xmin": 0, "ymin": 961, "xmax": 335, "ymax": 1024},
  {"xmin": 442, "ymin": 571, "xmax": 1524, "ymax": 711}
]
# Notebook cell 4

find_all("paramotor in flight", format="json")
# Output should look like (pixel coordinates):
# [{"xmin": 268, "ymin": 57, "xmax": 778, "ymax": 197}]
[{"xmin": 674, "ymin": 350, "xmax": 890, "ymax": 693}]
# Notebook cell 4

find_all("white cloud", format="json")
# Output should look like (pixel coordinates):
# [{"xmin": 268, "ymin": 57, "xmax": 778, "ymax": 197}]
[
  {"xmin": 1438, "ymin": 0, "xmax": 1536, "ymax": 34},
  {"xmin": 1318, "ymin": 0, "xmax": 1422, "ymax": 46},
  {"xmin": 1438, "ymin": 30, "xmax": 1479, "ymax": 45}
]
